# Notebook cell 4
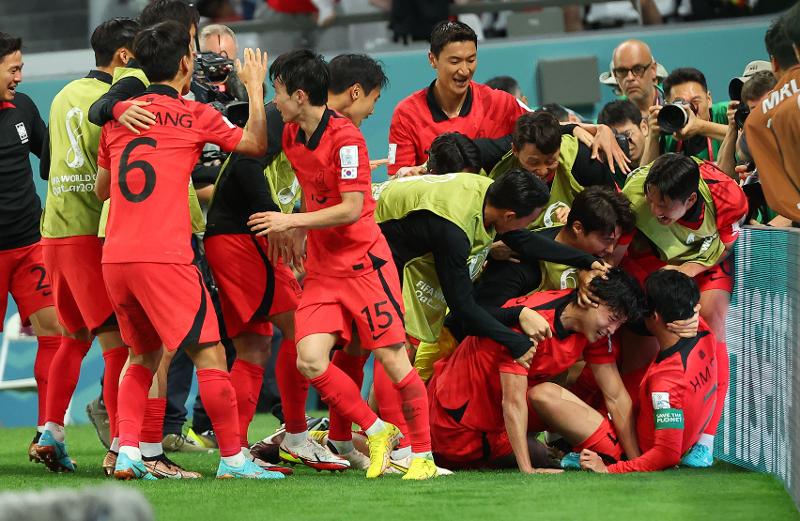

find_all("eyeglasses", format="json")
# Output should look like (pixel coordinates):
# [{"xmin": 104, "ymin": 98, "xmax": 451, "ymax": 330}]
[{"xmin": 612, "ymin": 61, "xmax": 653, "ymax": 80}]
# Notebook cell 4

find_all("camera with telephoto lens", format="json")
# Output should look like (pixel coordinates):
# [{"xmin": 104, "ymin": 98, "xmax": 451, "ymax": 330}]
[
  {"xmin": 192, "ymin": 51, "xmax": 249, "ymax": 128},
  {"xmin": 613, "ymin": 131, "xmax": 631, "ymax": 160},
  {"xmin": 734, "ymin": 104, "xmax": 750, "ymax": 130},
  {"xmin": 657, "ymin": 100, "xmax": 692, "ymax": 134}
]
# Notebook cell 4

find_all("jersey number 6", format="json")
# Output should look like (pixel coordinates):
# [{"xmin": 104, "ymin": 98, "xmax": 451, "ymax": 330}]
[{"xmin": 119, "ymin": 137, "xmax": 157, "ymax": 203}]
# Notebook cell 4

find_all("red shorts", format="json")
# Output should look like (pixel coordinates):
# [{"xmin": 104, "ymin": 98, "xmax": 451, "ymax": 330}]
[
  {"xmin": 429, "ymin": 399, "xmax": 512, "ymax": 468},
  {"xmin": 41, "ymin": 236, "xmax": 115, "ymax": 334},
  {"xmin": 295, "ymin": 266, "xmax": 406, "ymax": 350},
  {"xmin": 0, "ymin": 241, "xmax": 54, "ymax": 331},
  {"xmin": 621, "ymin": 254, "xmax": 733, "ymax": 294},
  {"xmin": 102, "ymin": 262, "xmax": 220, "ymax": 354},
  {"xmin": 574, "ymin": 416, "xmax": 623, "ymax": 461},
  {"xmin": 204, "ymin": 234, "xmax": 301, "ymax": 338}
]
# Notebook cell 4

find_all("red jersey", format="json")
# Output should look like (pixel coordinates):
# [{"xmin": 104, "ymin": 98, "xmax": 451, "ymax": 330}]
[
  {"xmin": 267, "ymin": 0, "xmax": 316, "ymax": 13},
  {"xmin": 282, "ymin": 109, "xmax": 389, "ymax": 277},
  {"xmin": 97, "ymin": 85, "xmax": 242, "ymax": 264},
  {"xmin": 608, "ymin": 321, "xmax": 718, "ymax": 473},
  {"xmin": 505, "ymin": 290, "xmax": 619, "ymax": 386},
  {"xmin": 387, "ymin": 81, "xmax": 527, "ymax": 175}
]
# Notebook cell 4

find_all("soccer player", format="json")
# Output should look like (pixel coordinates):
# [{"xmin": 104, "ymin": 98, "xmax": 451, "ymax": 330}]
[
  {"xmin": 0, "ymin": 32, "xmax": 64, "ymax": 462},
  {"xmin": 564, "ymin": 271, "xmax": 718, "ymax": 473},
  {"xmin": 387, "ymin": 20, "xmax": 528, "ymax": 175},
  {"xmin": 620, "ymin": 153, "xmax": 746, "ymax": 467},
  {"xmin": 427, "ymin": 268, "xmax": 643, "ymax": 471},
  {"xmin": 34, "ymin": 18, "xmax": 140, "ymax": 476},
  {"xmin": 95, "ymin": 21, "xmax": 279, "ymax": 480},
  {"xmin": 247, "ymin": 50, "xmax": 438, "ymax": 480}
]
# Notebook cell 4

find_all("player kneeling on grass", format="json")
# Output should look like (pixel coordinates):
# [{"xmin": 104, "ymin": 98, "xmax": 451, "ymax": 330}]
[
  {"xmin": 530, "ymin": 270, "xmax": 718, "ymax": 473},
  {"xmin": 95, "ymin": 21, "xmax": 281, "ymax": 480},
  {"xmin": 427, "ymin": 268, "xmax": 643, "ymax": 472}
]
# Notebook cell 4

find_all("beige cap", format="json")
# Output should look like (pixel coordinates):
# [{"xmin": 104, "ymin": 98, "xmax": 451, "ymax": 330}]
[
  {"xmin": 599, "ymin": 60, "xmax": 668, "ymax": 85},
  {"xmin": 728, "ymin": 60, "xmax": 773, "ymax": 100}
]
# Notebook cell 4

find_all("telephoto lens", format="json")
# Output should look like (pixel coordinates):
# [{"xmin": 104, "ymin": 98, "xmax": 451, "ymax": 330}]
[
  {"xmin": 734, "ymin": 104, "xmax": 750, "ymax": 130},
  {"xmin": 657, "ymin": 101, "xmax": 690, "ymax": 134}
]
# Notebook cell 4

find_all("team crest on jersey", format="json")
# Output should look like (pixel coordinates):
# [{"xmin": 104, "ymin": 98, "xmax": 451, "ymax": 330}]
[
  {"xmin": 651, "ymin": 392, "xmax": 671, "ymax": 410},
  {"xmin": 340, "ymin": 145, "xmax": 359, "ymax": 168},
  {"xmin": 15, "ymin": 122, "xmax": 28, "ymax": 144}
]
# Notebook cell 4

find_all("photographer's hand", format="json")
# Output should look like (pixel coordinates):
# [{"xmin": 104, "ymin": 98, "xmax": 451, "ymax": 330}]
[{"xmin": 118, "ymin": 101, "xmax": 156, "ymax": 135}]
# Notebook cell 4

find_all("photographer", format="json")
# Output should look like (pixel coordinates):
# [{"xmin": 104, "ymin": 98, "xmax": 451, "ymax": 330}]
[
  {"xmin": 597, "ymin": 99, "xmax": 648, "ymax": 170},
  {"xmin": 641, "ymin": 67, "xmax": 729, "ymax": 166},
  {"xmin": 744, "ymin": 3, "xmax": 800, "ymax": 223}
]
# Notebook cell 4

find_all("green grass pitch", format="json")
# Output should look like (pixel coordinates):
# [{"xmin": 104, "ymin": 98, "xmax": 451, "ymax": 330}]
[{"xmin": 2, "ymin": 414, "xmax": 798, "ymax": 521}]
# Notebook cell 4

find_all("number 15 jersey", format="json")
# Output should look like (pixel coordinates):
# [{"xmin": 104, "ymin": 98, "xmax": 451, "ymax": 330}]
[{"xmin": 97, "ymin": 84, "xmax": 242, "ymax": 265}]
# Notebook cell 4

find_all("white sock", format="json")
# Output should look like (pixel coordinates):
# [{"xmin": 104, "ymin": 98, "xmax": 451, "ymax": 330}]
[
  {"xmin": 412, "ymin": 451, "xmax": 433, "ymax": 460},
  {"xmin": 283, "ymin": 431, "xmax": 308, "ymax": 448},
  {"xmin": 241, "ymin": 447, "xmax": 254, "ymax": 460},
  {"xmin": 698, "ymin": 434, "xmax": 714, "ymax": 449},
  {"xmin": 329, "ymin": 439, "xmax": 355, "ymax": 455},
  {"xmin": 37, "ymin": 425, "xmax": 45, "ymax": 434},
  {"xmin": 119, "ymin": 445, "xmax": 142, "ymax": 462},
  {"xmin": 44, "ymin": 422, "xmax": 65, "ymax": 442},
  {"xmin": 110, "ymin": 438, "xmax": 120, "ymax": 452},
  {"xmin": 221, "ymin": 452, "xmax": 246, "ymax": 468},
  {"xmin": 140, "ymin": 442, "xmax": 163, "ymax": 458},
  {"xmin": 364, "ymin": 419, "xmax": 386, "ymax": 437},
  {"xmin": 391, "ymin": 445, "xmax": 411, "ymax": 460}
]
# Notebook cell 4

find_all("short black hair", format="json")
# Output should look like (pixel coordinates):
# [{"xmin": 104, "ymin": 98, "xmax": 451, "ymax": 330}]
[
  {"xmin": 270, "ymin": 49, "xmax": 329, "ymax": 106},
  {"xmin": 485, "ymin": 75, "xmax": 520, "ymax": 95},
  {"xmin": 539, "ymin": 103, "xmax": 570, "ymax": 123},
  {"xmin": 644, "ymin": 153, "xmax": 700, "ymax": 203},
  {"xmin": 91, "ymin": 18, "xmax": 140, "ymax": 67},
  {"xmin": 485, "ymin": 169, "xmax": 550, "ymax": 218},
  {"xmin": 430, "ymin": 20, "xmax": 477, "ymax": 57},
  {"xmin": 512, "ymin": 111, "xmax": 562, "ymax": 155},
  {"xmin": 765, "ymin": 17, "xmax": 799, "ymax": 71},
  {"xmin": 133, "ymin": 21, "xmax": 190, "ymax": 83},
  {"xmin": 597, "ymin": 99, "xmax": 642, "ymax": 127},
  {"xmin": 426, "ymin": 132, "xmax": 481, "ymax": 175},
  {"xmin": 567, "ymin": 186, "xmax": 636, "ymax": 236},
  {"xmin": 783, "ymin": 2, "xmax": 800, "ymax": 48},
  {"xmin": 139, "ymin": 0, "xmax": 199, "ymax": 32},
  {"xmin": 0, "ymin": 33, "xmax": 22, "ymax": 63},
  {"xmin": 663, "ymin": 67, "xmax": 708, "ymax": 98},
  {"xmin": 741, "ymin": 71, "xmax": 777, "ymax": 104},
  {"xmin": 328, "ymin": 53, "xmax": 387, "ymax": 96},
  {"xmin": 589, "ymin": 267, "xmax": 644, "ymax": 323},
  {"xmin": 644, "ymin": 270, "xmax": 700, "ymax": 323}
]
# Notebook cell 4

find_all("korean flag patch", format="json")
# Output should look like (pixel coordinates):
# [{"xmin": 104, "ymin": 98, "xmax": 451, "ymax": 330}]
[
  {"xmin": 339, "ymin": 145, "xmax": 359, "ymax": 168},
  {"xmin": 341, "ymin": 166, "xmax": 357, "ymax": 179}
]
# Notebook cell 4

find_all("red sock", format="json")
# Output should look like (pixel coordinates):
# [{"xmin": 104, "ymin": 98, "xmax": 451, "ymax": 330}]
[
  {"xmin": 231, "ymin": 359, "xmax": 264, "ymax": 447},
  {"xmin": 197, "ymin": 368, "xmax": 240, "ymax": 457},
  {"xmin": 44, "ymin": 337, "xmax": 92, "ymax": 426},
  {"xmin": 34, "ymin": 336, "xmax": 60, "ymax": 426},
  {"xmin": 102, "ymin": 346, "xmax": 128, "ymax": 440},
  {"xmin": 140, "ymin": 397, "xmax": 166, "ymax": 444},
  {"xmin": 310, "ymin": 364, "xmax": 377, "ymax": 431},
  {"xmin": 328, "ymin": 350, "xmax": 367, "ymax": 442},
  {"xmin": 117, "ymin": 364, "xmax": 154, "ymax": 449},
  {"xmin": 393, "ymin": 369, "xmax": 431, "ymax": 453},
  {"xmin": 704, "ymin": 341, "xmax": 730, "ymax": 436},
  {"xmin": 275, "ymin": 338, "xmax": 309, "ymax": 434},
  {"xmin": 373, "ymin": 362, "xmax": 411, "ymax": 449}
]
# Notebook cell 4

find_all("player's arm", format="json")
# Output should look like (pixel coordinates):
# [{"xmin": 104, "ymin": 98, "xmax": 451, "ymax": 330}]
[
  {"xmin": 501, "ymin": 371, "xmax": 534, "ymax": 473},
  {"xmin": 39, "ymin": 129, "xmax": 50, "ymax": 180},
  {"xmin": 88, "ymin": 76, "xmax": 152, "ymax": 130},
  {"xmin": 499, "ymin": 228, "xmax": 601, "ymax": 271},
  {"xmin": 570, "ymin": 141, "xmax": 617, "ymax": 188},
  {"xmin": 95, "ymin": 166, "xmax": 111, "ymax": 201},
  {"xmin": 28, "ymin": 96, "xmax": 46, "ymax": 159},
  {"xmin": 229, "ymin": 49, "xmax": 268, "ymax": 157},
  {"xmin": 589, "ymin": 361, "xmax": 640, "ymax": 459},
  {"xmin": 387, "ymin": 110, "xmax": 416, "ymax": 176},
  {"xmin": 571, "ymin": 122, "xmax": 631, "ymax": 176}
]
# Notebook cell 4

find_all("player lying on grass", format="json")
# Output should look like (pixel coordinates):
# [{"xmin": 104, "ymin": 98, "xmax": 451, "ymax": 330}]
[
  {"xmin": 620, "ymin": 153, "xmax": 744, "ymax": 467},
  {"xmin": 427, "ymin": 268, "xmax": 643, "ymax": 472},
  {"xmin": 529, "ymin": 270, "xmax": 718, "ymax": 473}
]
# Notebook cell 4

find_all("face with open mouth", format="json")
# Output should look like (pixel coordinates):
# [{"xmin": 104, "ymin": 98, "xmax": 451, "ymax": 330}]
[
  {"xmin": 0, "ymin": 50, "xmax": 23, "ymax": 102},
  {"xmin": 430, "ymin": 41, "xmax": 477, "ymax": 100}
]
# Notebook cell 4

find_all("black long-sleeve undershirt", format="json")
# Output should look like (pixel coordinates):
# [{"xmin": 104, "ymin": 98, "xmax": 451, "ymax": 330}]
[{"xmin": 88, "ymin": 75, "xmax": 147, "ymax": 127}]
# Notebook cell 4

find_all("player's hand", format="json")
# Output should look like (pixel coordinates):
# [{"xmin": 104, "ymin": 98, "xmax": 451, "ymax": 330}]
[
  {"xmin": 647, "ymin": 105, "xmax": 662, "ymax": 137},
  {"xmin": 591, "ymin": 124, "xmax": 631, "ymax": 176},
  {"xmin": 369, "ymin": 158, "xmax": 389, "ymax": 170},
  {"xmin": 266, "ymin": 230, "xmax": 291, "ymax": 265},
  {"xmin": 573, "ymin": 125, "xmax": 594, "ymax": 149},
  {"xmin": 118, "ymin": 101, "xmax": 156, "ymax": 134},
  {"xmin": 236, "ymin": 48, "xmax": 269, "ymax": 89},
  {"xmin": 248, "ymin": 211, "xmax": 296, "ymax": 235},
  {"xmin": 518, "ymin": 307, "xmax": 552, "ymax": 344},
  {"xmin": 735, "ymin": 164, "xmax": 750, "ymax": 183},
  {"xmin": 577, "ymin": 261, "xmax": 610, "ymax": 308},
  {"xmin": 288, "ymin": 228, "xmax": 307, "ymax": 274},
  {"xmin": 394, "ymin": 165, "xmax": 427, "ymax": 178},
  {"xmin": 514, "ymin": 344, "xmax": 537, "ymax": 370},
  {"xmin": 489, "ymin": 241, "xmax": 520, "ymax": 263},
  {"xmin": 554, "ymin": 205, "xmax": 570, "ymax": 225},
  {"xmin": 666, "ymin": 303, "xmax": 701, "ymax": 338},
  {"xmin": 579, "ymin": 449, "xmax": 608, "ymax": 473}
]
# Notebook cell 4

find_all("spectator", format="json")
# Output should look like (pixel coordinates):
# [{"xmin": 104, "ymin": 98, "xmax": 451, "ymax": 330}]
[
  {"xmin": 603, "ymin": 39, "xmax": 665, "ymax": 118},
  {"xmin": 198, "ymin": 24, "xmax": 248, "ymax": 100},
  {"xmin": 254, "ymin": 0, "xmax": 343, "ymax": 55},
  {"xmin": 641, "ymin": 67, "xmax": 729, "ymax": 165},
  {"xmin": 764, "ymin": 16, "xmax": 799, "ymax": 78},
  {"xmin": 485, "ymin": 75, "xmax": 529, "ymax": 106},
  {"xmin": 597, "ymin": 99, "xmax": 648, "ymax": 169}
]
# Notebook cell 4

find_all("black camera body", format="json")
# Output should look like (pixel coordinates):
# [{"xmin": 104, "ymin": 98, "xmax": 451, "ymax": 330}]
[
  {"xmin": 734, "ymin": 104, "xmax": 750, "ymax": 130},
  {"xmin": 192, "ymin": 51, "xmax": 249, "ymax": 128},
  {"xmin": 195, "ymin": 51, "xmax": 233, "ymax": 84}
]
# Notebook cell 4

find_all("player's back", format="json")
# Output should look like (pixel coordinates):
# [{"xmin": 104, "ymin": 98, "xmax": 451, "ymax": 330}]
[{"xmin": 636, "ymin": 320, "xmax": 718, "ymax": 454}]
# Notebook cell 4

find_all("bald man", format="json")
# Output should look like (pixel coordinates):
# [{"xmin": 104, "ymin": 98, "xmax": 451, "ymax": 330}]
[{"xmin": 609, "ymin": 40, "xmax": 664, "ymax": 118}]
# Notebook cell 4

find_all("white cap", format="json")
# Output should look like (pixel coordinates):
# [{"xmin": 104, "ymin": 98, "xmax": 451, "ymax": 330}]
[{"xmin": 728, "ymin": 60, "xmax": 773, "ymax": 100}]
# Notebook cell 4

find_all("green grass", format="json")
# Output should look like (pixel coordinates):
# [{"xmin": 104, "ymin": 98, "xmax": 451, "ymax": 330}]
[{"xmin": 2, "ymin": 414, "xmax": 798, "ymax": 521}]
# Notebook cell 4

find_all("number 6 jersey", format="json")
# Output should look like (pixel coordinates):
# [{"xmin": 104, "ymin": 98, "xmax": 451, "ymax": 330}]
[{"xmin": 97, "ymin": 84, "xmax": 242, "ymax": 265}]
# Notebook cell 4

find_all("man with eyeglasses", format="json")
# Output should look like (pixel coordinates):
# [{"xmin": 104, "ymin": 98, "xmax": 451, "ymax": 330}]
[
  {"xmin": 608, "ymin": 40, "xmax": 664, "ymax": 119},
  {"xmin": 597, "ymin": 100, "xmax": 648, "ymax": 170}
]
